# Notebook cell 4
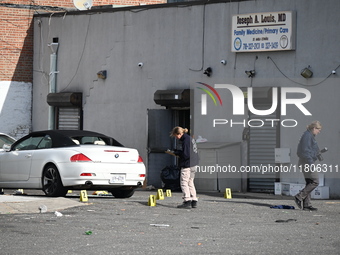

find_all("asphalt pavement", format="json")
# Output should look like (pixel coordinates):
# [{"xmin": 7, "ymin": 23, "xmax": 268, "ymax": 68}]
[{"xmin": 0, "ymin": 189, "xmax": 339, "ymax": 255}]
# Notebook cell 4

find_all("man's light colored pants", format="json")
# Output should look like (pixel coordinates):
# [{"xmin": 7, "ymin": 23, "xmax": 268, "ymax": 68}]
[
  {"xmin": 180, "ymin": 166, "xmax": 197, "ymax": 202},
  {"xmin": 296, "ymin": 159, "xmax": 319, "ymax": 207}
]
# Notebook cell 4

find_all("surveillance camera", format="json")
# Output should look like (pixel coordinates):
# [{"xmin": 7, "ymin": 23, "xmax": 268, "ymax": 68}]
[
  {"xmin": 332, "ymin": 70, "xmax": 336, "ymax": 74},
  {"xmin": 220, "ymin": 60, "xmax": 227, "ymax": 65},
  {"xmin": 138, "ymin": 62, "xmax": 143, "ymax": 67}
]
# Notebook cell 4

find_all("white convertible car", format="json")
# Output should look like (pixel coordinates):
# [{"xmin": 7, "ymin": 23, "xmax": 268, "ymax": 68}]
[{"xmin": 0, "ymin": 130, "xmax": 146, "ymax": 198}]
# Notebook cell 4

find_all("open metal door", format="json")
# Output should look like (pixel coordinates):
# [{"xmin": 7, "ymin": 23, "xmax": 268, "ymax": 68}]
[{"xmin": 147, "ymin": 109, "xmax": 175, "ymax": 188}]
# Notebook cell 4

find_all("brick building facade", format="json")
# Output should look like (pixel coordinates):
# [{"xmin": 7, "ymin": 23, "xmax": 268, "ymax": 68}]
[
  {"xmin": 0, "ymin": 0, "xmax": 166, "ymax": 83},
  {"xmin": 0, "ymin": 0, "xmax": 166, "ymax": 137}
]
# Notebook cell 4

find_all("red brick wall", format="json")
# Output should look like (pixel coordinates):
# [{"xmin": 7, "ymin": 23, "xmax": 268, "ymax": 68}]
[
  {"xmin": 32, "ymin": 0, "xmax": 166, "ymax": 8},
  {"xmin": 0, "ymin": 5, "xmax": 33, "ymax": 82},
  {"xmin": 0, "ymin": 0, "xmax": 166, "ymax": 83}
]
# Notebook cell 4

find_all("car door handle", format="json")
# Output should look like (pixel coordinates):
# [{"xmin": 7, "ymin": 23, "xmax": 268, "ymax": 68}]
[{"xmin": 25, "ymin": 154, "xmax": 32, "ymax": 158}]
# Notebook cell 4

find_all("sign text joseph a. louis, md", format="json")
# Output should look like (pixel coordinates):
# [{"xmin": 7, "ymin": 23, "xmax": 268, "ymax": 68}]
[{"xmin": 231, "ymin": 11, "xmax": 296, "ymax": 52}]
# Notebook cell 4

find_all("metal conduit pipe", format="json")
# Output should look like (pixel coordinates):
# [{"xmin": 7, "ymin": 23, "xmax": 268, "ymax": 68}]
[{"xmin": 48, "ymin": 40, "xmax": 59, "ymax": 130}]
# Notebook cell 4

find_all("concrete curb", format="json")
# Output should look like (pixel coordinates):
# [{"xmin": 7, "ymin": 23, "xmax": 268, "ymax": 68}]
[{"xmin": 0, "ymin": 195, "xmax": 86, "ymax": 214}]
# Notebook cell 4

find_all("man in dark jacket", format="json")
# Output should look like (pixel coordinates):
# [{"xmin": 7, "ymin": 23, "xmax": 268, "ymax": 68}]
[
  {"xmin": 170, "ymin": 126, "xmax": 199, "ymax": 209},
  {"xmin": 294, "ymin": 121, "xmax": 322, "ymax": 211}
]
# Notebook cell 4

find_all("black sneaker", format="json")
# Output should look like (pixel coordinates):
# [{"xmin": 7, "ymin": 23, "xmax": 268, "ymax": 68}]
[
  {"xmin": 191, "ymin": 200, "xmax": 198, "ymax": 208},
  {"xmin": 294, "ymin": 196, "xmax": 303, "ymax": 209},
  {"xmin": 177, "ymin": 201, "xmax": 192, "ymax": 209},
  {"xmin": 303, "ymin": 206, "xmax": 318, "ymax": 211}
]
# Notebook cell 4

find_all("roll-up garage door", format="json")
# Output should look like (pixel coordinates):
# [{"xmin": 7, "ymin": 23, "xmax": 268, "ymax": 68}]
[
  {"xmin": 57, "ymin": 107, "xmax": 82, "ymax": 130},
  {"xmin": 47, "ymin": 92, "xmax": 83, "ymax": 130},
  {"xmin": 248, "ymin": 104, "xmax": 279, "ymax": 193}
]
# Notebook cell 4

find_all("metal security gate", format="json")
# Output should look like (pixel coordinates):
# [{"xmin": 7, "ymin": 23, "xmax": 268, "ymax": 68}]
[
  {"xmin": 248, "ymin": 104, "xmax": 279, "ymax": 193},
  {"xmin": 57, "ymin": 107, "xmax": 82, "ymax": 130}
]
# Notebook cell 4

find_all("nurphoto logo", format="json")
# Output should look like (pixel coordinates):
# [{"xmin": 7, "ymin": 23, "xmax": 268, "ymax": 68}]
[
  {"xmin": 196, "ymin": 82, "xmax": 223, "ymax": 115},
  {"xmin": 197, "ymin": 83, "xmax": 312, "ymax": 128}
]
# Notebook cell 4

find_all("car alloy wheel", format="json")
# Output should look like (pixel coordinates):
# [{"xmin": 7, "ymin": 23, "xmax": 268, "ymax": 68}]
[{"xmin": 42, "ymin": 164, "xmax": 67, "ymax": 197}]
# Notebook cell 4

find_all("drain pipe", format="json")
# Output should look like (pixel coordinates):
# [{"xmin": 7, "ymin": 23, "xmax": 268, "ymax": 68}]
[{"xmin": 48, "ymin": 38, "xmax": 59, "ymax": 130}]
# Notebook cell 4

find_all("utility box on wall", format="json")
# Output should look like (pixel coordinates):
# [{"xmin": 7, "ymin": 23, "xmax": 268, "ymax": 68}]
[
  {"xmin": 195, "ymin": 142, "xmax": 242, "ymax": 192},
  {"xmin": 274, "ymin": 148, "xmax": 291, "ymax": 163}
]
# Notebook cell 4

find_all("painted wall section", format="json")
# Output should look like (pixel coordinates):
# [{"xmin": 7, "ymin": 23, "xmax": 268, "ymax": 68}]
[{"xmin": 0, "ymin": 81, "xmax": 32, "ymax": 138}]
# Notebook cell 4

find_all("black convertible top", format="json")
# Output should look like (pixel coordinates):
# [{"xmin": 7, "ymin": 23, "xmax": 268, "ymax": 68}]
[{"xmin": 13, "ymin": 130, "xmax": 124, "ymax": 148}]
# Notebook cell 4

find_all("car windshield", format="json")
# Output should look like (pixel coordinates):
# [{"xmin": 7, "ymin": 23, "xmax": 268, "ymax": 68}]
[
  {"xmin": 0, "ymin": 134, "xmax": 16, "ymax": 148},
  {"xmin": 13, "ymin": 136, "xmax": 42, "ymax": 150}
]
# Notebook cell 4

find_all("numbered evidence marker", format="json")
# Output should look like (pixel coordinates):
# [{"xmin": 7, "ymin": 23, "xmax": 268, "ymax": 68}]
[
  {"xmin": 80, "ymin": 190, "xmax": 88, "ymax": 202},
  {"xmin": 148, "ymin": 195, "xmax": 156, "ymax": 206},
  {"xmin": 166, "ymin": 189, "xmax": 172, "ymax": 197},
  {"xmin": 224, "ymin": 188, "xmax": 232, "ymax": 199},
  {"xmin": 156, "ymin": 189, "xmax": 165, "ymax": 200}
]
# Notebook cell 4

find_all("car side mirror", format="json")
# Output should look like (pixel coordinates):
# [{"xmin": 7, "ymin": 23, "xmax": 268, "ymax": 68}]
[{"xmin": 2, "ymin": 144, "xmax": 11, "ymax": 152}]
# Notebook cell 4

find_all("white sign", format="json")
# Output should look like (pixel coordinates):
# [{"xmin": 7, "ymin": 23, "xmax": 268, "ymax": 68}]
[{"xmin": 231, "ymin": 11, "xmax": 296, "ymax": 52}]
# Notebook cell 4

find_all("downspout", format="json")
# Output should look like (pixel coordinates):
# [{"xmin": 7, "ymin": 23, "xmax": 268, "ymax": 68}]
[{"xmin": 48, "ymin": 39, "xmax": 59, "ymax": 130}]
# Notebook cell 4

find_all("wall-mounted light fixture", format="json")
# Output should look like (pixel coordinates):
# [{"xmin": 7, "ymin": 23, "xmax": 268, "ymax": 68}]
[
  {"xmin": 301, "ymin": 66, "xmax": 313, "ymax": 78},
  {"xmin": 204, "ymin": 67, "xmax": 212, "ymax": 77},
  {"xmin": 245, "ymin": 70, "xmax": 255, "ymax": 78},
  {"xmin": 97, "ymin": 70, "xmax": 107, "ymax": 79},
  {"xmin": 220, "ymin": 60, "xmax": 227, "ymax": 65}
]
